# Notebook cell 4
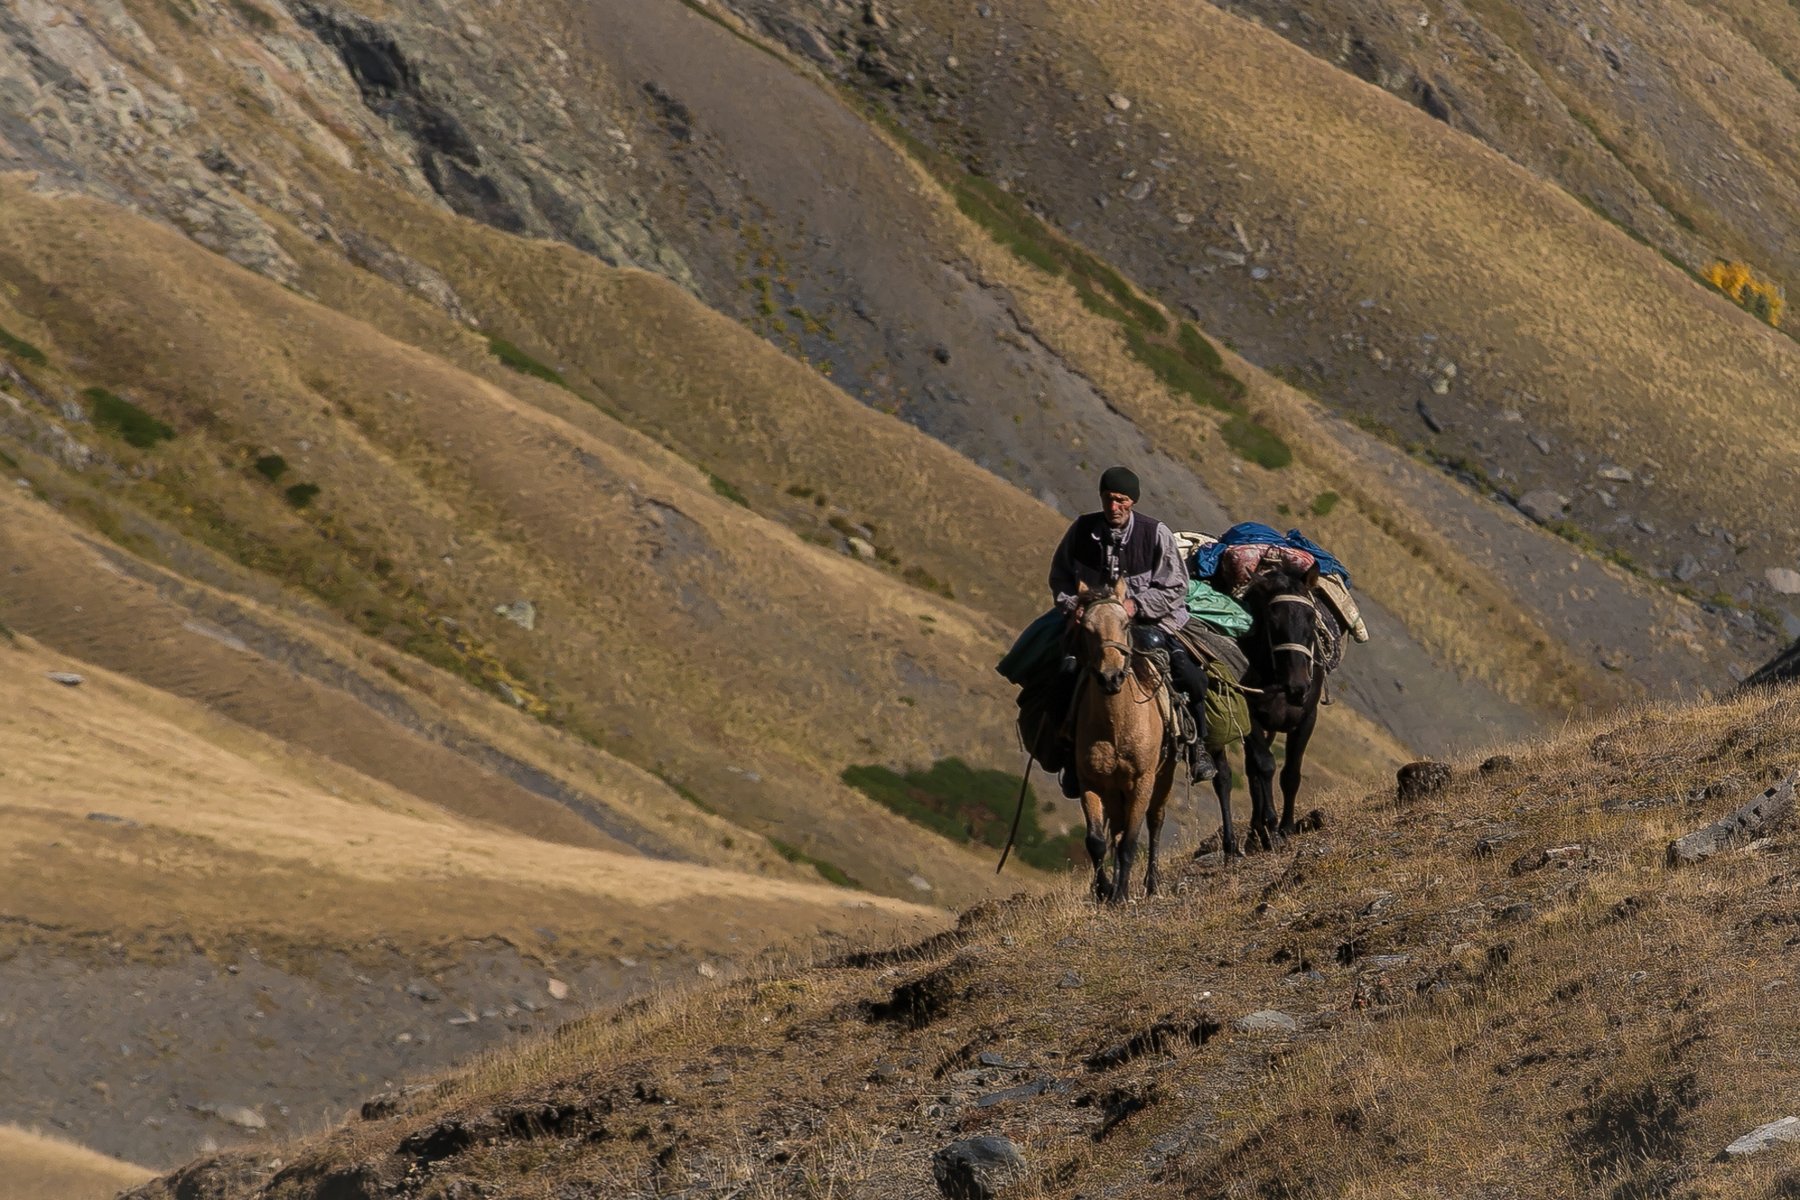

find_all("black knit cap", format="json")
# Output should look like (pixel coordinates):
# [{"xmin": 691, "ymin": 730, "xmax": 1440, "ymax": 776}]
[{"xmin": 1098, "ymin": 465, "xmax": 1141, "ymax": 502}]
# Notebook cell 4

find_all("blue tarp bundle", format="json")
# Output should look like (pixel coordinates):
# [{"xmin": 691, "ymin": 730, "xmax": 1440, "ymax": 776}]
[{"xmin": 1190, "ymin": 522, "xmax": 1353, "ymax": 586}]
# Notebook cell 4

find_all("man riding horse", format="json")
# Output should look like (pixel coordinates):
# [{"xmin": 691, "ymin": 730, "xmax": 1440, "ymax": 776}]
[{"xmin": 1049, "ymin": 466, "xmax": 1215, "ymax": 790}]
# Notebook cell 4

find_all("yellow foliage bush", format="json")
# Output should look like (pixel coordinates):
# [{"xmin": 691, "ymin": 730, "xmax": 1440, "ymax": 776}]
[{"xmin": 1704, "ymin": 259, "xmax": 1785, "ymax": 327}]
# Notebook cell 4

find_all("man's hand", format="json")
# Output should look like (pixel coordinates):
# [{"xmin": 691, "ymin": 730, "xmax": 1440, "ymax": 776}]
[{"xmin": 1124, "ymin": 598, "xmax": 1138, "ymax": 618}]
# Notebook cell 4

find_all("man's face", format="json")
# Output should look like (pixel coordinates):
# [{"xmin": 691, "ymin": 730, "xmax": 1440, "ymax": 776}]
[{"xmin": 1102, "ymin": 491, "xmax": 1135, "ymax": 528}]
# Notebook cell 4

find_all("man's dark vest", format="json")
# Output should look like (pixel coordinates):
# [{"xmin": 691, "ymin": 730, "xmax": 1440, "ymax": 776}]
[{"xmin": 1068, "ymin": 512, "xmax": 1166, "ymax": 582}]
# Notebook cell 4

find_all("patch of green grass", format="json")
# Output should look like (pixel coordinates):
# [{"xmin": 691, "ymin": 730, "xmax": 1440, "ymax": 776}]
[
  {"xmin": 1222, "ymin": 414, "xmax": 1292, "ymax": 470},
  {"xmin": 0, "ymin": 325, "xmax": 46, "ymax": 366},
  {"xmin": 951, "ymin": 177, "xmax": 1063, "ymax": 277},
  {"xmin": 1309, "ymin": 491, "xmax": 1340, "ymax": 517},
  {"xmin": 487, "ymin": 336, "xmax": 570, "ymax": 389},
  {"xmin": 707, "ymin": 473, "xmax": 749, "ymax": 507},
  {"xmin": 84, "ymin": 387, "xmax": 174, "ymax": 448},
  {"xmin": 252, "ymin": 453, "xmax": 289, "ymax": 482},
  {"xmin": 0, "ymin": 614, "xmax": 14, "ymax": 643},
  {"xmin": 283, "ymin": 482, "xmax": 321, "ymax": 509},
  {"xmin": 0, "ymin": 448, "xmax": 17, "ymax": 470},
  {"xmin": 1123, "ymin": 327, "xmax": 1240, "ymax": 413},
  {"xmin": 766, "ymin": 838, "xmax": 861, "ymax": 889},
  {"xmin": 657, "ymin": 773, "xmax": 717, "ymax": 815},
  {"xmin": 841, "ymin": 757, "xmax": 1081, "ymax": 871},
  {"xmin": 228, "ymin": 0, "xmax": 276, "ymax": 30},
  {"xmin": 900, "ymin": 563, "xmax": 954, "ymax": 599}
]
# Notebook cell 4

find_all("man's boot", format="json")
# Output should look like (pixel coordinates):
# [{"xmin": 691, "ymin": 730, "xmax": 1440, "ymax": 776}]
[{"xmin": 1187, "ymin": 700, "xmax": 1217, "ymax": 782}]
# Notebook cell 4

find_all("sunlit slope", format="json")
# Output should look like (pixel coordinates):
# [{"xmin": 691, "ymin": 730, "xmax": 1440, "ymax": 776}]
[
  {"xmin": 0, "ymin": 1124, "xmax": 153, "ymax": 1200},
  {"xmin": 0, "ymin": 631, "xmax": 945, "ymax": 959},
  {"xmin": 0, "ymin": 177, "xmax": 1044, "ymax": 903}
]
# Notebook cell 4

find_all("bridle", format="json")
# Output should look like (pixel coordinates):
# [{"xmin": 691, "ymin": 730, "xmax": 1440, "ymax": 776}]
[
  {"xmin": 1264, "ymin": 592, "xmax": 1319, "ymax": 666},
  {"xmin": 1080, "ymin": 595, "xmax": 1135, "ymax": 662}
]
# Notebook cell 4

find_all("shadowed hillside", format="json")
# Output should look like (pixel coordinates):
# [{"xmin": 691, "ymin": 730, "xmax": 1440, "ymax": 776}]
[{"xmin": 121, "ymin": 684, "xmax": 1800, "ymax": 1198}]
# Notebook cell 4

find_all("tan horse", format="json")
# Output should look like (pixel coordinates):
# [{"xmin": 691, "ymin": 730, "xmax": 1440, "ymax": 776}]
[{"xmin": 1072, "ymin": 578, "xmax": 1177, "ymax": 904}]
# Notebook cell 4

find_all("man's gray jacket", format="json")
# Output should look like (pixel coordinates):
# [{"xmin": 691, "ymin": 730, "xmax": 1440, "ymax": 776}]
[{"xmin": 1048, "ymin": 511, "xmax": 1191, "ymax": 635}]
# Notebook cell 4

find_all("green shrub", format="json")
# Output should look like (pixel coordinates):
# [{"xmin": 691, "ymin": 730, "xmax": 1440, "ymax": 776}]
[
  {"xmin": 766, "ymin": 837, "xmax": 860, "ymax": 888},
  {"xmin": 84, "ymin": 387, "xmax": 174, "ymax": 448},
  {"xmin": 1310, "ymin": 491, "xmax": 1340, "ymax": 517},
  {"xmin": 708, "ymin": 473, "xmax": 749, "ymax": 507},
  {"xmin": 252, "ymin": 453, "xmax": 289, "ymax": 482},
  {"xmin": 0, "ymin": 325, "xmax": 46, "ymax": 366},
  {"xmin": 487, "ymin": 336, "xmax": 569, "ymax": 388},
  {"xmin": 228, "ymin": 0, "xmax": 276, "ymax": 29},
  {"xmin": 901, "ymin": 563, "xmax": 954, "ymax": 599},
  {"xmin": 1124, "ymin": 328, "xmax": 1238, "ymax": 412},
  {"xmin": 1177, "ymin": 322, "xmax": 1225, "ymax": 371},
  {"xmin": 841, "ymin": 757, "xmax": 1082, "ymax": 871},
  {"xmin": 1222, "ymin": 415, "xmax": 1292, "ymax": 469},
  {"xmin": 284, "ymin": 482, "xmax": 321, "ymax": 508}
]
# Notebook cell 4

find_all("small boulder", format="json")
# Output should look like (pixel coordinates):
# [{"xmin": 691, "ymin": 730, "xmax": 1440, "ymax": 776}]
[
  {"xmin": 215, "ymin": 1105, "xmax": 267, "ymax": 1130},
  {"xmin": 1396, "ymin": 760, "xmax": 1451, "ymax": 803},
  {"xmin": 1672, "ymin": 555, "xmax": 1702, "ymax": 583},
  {"xmin": 1516, "ymin": 489, "xmax": 1568, "ymax": 524},
  {"xmin": 931, "ymin": 1135, "xmax": 1027, "ymax": 1200},
  {"xmin": 46, "ymin": 671, "xmax": 84, "ymax": 686},
  {"xmin": 1721, "ymin": 1116, "xmax": 1800, "ymax": 1160},
  {"xmin": 494, "ymin": 599, "xmax": 537, "ymax": 630},
  {"xmin": 1106, "ymin": 92, "xmax": 1132, "ymax": 111},
  {"xmin": 847, "ymin": 536, "xmax": 877, "ymax": 560},
  {"xmin": 1233, "ymin": 1009, "xmax": 1299, "ymax": 1033},
  {"xmin": 1766, "ymin": 568, "xmax": 1800, "ymax": 595},
  {"xmin": 546, "ymin": 978, "xmax": 569, "ymax": 1001}
]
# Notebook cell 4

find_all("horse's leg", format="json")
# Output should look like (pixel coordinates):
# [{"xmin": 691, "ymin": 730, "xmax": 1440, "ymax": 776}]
[
  {"xmin": 1081, "ymin": 786, "xmax": 1111, "ymax": 901},
  {"xmin": 1110, "ymin": 819, "xmax": 1138, "ymax": 906},
  {"xmin": 1144, "ymin": 768, "xmax": 1174, "ymax": 897},
  {"xmin": 1211, "ymin": 747, "xmax": 1241, "ymax": 859},
  {"xmin": 1278, "ymin": 697, "xmax": 1320, "ymax": 836},
  {"xmin": 1245, "ymin": 729, "xmax": 1279, "ymax": 852}
]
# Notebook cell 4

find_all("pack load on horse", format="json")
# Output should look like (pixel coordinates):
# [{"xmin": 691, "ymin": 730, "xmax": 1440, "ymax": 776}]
[
  {"xmin": 1187, "ymin": 521, "xmax": 1367, "ymax": 854},
  {"xmin": 995, "ymin": 467, "xmax": 1267, "ymax": 890}
]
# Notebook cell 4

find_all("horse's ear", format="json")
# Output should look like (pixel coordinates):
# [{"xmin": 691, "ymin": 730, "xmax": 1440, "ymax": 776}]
[
  {"xmin": 1112, "ymin": 576, "xmax": 1128, "ymax": 600},
  {"xmin": 1076, "ymin": 581, "xmax": 1090, "ymax": 600},
  {"xmin": 1304, "ymin": 562, "xmax": 1320, "ymax": 590}
]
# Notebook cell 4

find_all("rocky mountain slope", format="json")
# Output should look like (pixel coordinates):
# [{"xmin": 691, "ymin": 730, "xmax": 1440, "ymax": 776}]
[
  {"xmin": 719, "ymin": 0, "xmax": 1800, "ymax": 641},
  {"xmin": 122, "ymin": 683, "xmax": 1800, "ymax": 1199},
  {"xmin": 2, "ymin": 0, "xmax": 1793, "ymax": 1181}
]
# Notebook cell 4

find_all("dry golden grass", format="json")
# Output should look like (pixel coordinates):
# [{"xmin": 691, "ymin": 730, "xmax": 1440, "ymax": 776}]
[
  {"xmin": 0, "ymin": 1124, "xmax": 153, "ymax": 1200},
  {"xmin": 131, "ymin": 683, "xmax": 1800, "ymax": 1198},
  {"xmin": 0, "ymin": 631, "xmax": 946, "ymax": 962},
  {"xmin": 0, "ymin": 174, "xmax": 1049, "ymax": 905}
]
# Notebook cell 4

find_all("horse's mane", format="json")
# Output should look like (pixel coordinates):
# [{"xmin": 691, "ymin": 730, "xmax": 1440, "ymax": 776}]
[{"xmin": 1241, "ymin": 565, "xmax": 1312, "ymax": 605}]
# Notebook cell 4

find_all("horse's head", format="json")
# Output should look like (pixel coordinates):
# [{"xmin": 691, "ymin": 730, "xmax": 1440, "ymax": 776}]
[
  {"xmin": 1245, "ymin": 564, "xmax": 1320, "ymax": 703},
  {"xmin": 1076, "ymin": 578, "xmax": 1133, "ymax": 695}
]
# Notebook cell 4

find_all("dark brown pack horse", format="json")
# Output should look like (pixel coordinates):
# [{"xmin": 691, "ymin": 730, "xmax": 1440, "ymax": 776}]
[
  {"xmin": 1070, "ymin": 579, "xmax": 1178, "ymax": 903},
  {"xmin": 1210, "ymin": 564, "xmax": 1325, "ymax": 856}
]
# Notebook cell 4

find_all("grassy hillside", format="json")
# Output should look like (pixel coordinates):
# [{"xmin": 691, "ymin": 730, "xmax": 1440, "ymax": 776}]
[
  {"xmin": 0, "ymin": 1125, "xmax": 152, "ymax": 1200},
  {"xmin": 0, "ymin": 632, "xmax": 944, "ymax": 962},
  {"xmin": 121, "ymin": 683, "xmax": 1800, "ymax": 1198}
]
